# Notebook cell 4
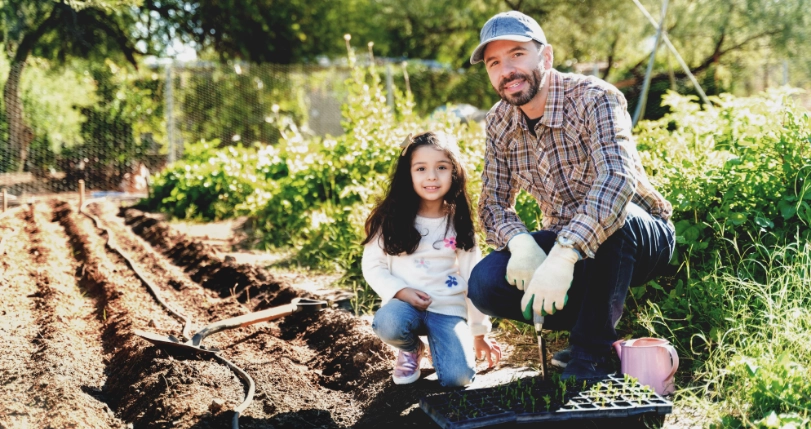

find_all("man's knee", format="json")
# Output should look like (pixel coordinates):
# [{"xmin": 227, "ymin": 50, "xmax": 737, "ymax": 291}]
[{"xmin": 468, "ymin": 268, "xmax": 496, "ymax": 316}]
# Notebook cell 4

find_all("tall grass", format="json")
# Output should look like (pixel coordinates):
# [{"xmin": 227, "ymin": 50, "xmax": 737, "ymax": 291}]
[{"xmin": 644, "ymin": 234, "xmax": 811, "ymax": 427}]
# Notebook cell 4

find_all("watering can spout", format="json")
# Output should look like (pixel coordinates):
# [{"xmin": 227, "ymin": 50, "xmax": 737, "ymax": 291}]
[{"xmin": 612, "ymin": 337, "xmax": 679, "ymax": 396}]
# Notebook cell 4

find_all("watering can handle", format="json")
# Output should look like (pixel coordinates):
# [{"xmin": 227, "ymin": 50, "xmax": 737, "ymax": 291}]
[{"xmin": 664, "ymin": 344, "xmax": 679, "ymax": 381}]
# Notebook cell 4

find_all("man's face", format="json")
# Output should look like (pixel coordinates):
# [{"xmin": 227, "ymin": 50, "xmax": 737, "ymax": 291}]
[{"xmin": 483, "ymin": 40, "xmax": 546, "ymax": 107}]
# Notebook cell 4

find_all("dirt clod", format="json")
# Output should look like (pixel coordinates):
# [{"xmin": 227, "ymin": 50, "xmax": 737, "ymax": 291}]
[{"xmin": 208, "ymin": 398, "xmax": 225, "ymax": 414}]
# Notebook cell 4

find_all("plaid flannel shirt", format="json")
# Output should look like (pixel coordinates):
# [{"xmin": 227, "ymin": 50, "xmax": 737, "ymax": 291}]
[{"xmin": 478, "ymin": 69, "xmax": 673, "ymax": 258}]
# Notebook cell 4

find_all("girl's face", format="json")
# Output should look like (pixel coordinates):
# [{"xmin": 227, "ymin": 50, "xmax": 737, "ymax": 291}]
[{"xmin": 410, "ymin": 145, "xmax": 453, "ymax": 208}]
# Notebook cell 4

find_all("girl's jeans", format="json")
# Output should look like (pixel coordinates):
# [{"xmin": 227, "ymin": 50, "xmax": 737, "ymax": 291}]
[
  {"xmin": 372, "ymin": 299, "xmax": 475, "ymax": 387},
  {"xmin": 469, "ymin": 203, "xmax": 675, "ymax": 363}
]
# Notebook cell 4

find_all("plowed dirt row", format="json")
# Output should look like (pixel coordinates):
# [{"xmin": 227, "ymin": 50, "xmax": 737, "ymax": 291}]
[
  {"xmin": 1, "ymin": 202, "xmax": 122, "ymax": 428},
  {"xmin": 0, "ymin": 200, "xmax": 461, "ymax": 429}
]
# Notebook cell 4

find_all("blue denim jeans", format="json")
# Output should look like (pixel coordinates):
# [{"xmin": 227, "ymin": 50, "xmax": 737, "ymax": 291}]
[
  {"xmin": 372, "ymin": 299, "xmax": 476, "ymax": 387},
  {"xmin": 469, "ymin": 203, "xmax": 675, "ymax": 362}
]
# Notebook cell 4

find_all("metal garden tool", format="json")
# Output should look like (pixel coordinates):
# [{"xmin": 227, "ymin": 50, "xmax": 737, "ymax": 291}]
[
  {"xmin": 135, "ymin": 297, "xmax": 327, "ymax": 354},
  {"xmin": 534, "ymin": 312, "xmax": 547, "ymax": 380},
  {"xmin": 523, "ymin": 296, "xmax": 547, "ymax": 380}
]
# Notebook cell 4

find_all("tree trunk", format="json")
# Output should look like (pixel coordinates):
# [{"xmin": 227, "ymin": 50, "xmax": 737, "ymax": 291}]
[
  {"xmin": 2, "ymin": 3, "xmax": 62, "ymax": 172},
  {"xmin": 3, "ymin": 60, "xmax": 26, "ymax": 171}
]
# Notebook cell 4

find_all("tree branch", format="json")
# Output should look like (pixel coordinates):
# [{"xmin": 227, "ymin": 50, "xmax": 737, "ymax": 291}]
[{"xmin": 11, "ymin": 4, "xmax": 65, "ymax": 65}]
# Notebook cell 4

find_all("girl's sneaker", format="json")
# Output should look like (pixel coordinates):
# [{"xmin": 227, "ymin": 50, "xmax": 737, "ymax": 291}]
[{"xmin": 392, "ymin": 342, "xmax": 425, "ymax": 385}]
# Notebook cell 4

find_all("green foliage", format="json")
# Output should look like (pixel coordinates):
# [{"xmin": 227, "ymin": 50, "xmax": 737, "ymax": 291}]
[
  {"xmin": 174, "ymin": 64, "xmax": 311, "ymax": 146},
  {"xmin": 0, "ymin": 56, "xmax": 97, "ymax": 173},
  {"xmin": 55, "ymin": 60, "xmax": 164, "ymax": 188},
  {"xmin": 628, "ymin": 90, "xmax": 811, "ymax": 425},
  {"xmin": 389, "ymin": 62, "xmax": 497, "ymax": 118},
  {"xmin": 139, "ymin": 0, "xmax": 380, "ymax": 64},
  {"xmin": 673, "ymin": 239, "xmax": 811, "ymax": 427},
  {"xmin": 146, "ymin": 140, "xmax": 284, "ymax": 220},
  {"xmin": 632, "ymin": 89, "xmax": 811, "ymax": 354}
]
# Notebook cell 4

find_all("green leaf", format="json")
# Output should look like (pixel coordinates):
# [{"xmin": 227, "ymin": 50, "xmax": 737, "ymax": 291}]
[
  {"xmin": 745, "ymin": 360, "xmax": 760, "ymax": 377},
  {"xmin": 778, "ymin": 199, "xmax": 797, "ymax": 220},
  {"xmin": 728, "ymin": 212, "xmax": 746, "ymax": 225},
  {"xmin": 754, "ymin": 217, "xmax": 774, "ymax": 229}
]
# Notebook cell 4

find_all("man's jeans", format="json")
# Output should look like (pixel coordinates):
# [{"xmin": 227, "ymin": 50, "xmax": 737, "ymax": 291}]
[
  {"xmin": 373, "ymin": 299, "xmax": 476, "ymax": 387},
  {"xmin": 469, "ymin": 203, "xmax": 675, "ymax": 362}
]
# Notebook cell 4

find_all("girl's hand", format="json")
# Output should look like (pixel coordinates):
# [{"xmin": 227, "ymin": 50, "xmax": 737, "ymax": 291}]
[
  {"xmin": 473, "ymin": 335, "xmax": 502, "ymax": 368},
  {"xmin": 394, "ymin": 288, "xmax": 432, "ymax": 311}
]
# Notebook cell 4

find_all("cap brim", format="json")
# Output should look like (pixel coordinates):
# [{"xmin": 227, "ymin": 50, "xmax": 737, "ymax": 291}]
[{"xmin": 469, "ymin": 35, "xmax": 533, "ymax": 64}]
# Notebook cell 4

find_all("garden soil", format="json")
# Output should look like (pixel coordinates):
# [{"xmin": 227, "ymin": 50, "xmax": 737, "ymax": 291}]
[{"xmin": 0, "ymin": 199, "xmax": 696, "ymax": 429}]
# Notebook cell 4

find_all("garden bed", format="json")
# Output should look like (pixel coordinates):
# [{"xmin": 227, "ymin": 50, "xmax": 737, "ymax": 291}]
[{"xmin": 0, "ymin": 199, "xmax": 692, "ymax": 428}]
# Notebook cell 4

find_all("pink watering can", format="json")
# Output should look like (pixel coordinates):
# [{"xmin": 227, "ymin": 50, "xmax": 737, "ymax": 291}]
[{"xmin": 613, "ymin": 337, "xmax": 679, "ymax": 395}]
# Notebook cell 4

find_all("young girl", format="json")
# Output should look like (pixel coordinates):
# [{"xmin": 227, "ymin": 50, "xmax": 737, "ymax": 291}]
[{"xmin": 361, "ymin": 131, "xmax": 502, "ymax": 386}]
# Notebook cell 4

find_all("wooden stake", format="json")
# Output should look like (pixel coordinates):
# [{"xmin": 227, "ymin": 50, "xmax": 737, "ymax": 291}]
[
  {"xmin": 2, "ymin": 188, "xmax": 6, "ymax": 213},
  {"xmin": 78, "ymin": 180, "xmax": 85, "ymax": 212}
]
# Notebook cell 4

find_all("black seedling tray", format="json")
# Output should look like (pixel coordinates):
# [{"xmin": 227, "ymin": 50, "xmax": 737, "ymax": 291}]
[{"xmin": 420, "ymin": 374, "xmax": 672, "ymax": 429}]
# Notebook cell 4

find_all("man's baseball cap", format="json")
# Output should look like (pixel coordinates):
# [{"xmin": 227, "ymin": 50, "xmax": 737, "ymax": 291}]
[{"xmin": 470, "ymin": 11, "xmax": 547, "ymax": 65}]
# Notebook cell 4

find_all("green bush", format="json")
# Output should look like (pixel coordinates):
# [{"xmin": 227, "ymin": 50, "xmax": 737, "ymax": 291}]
[
  {"xmin": 146, "ymin": 140, "xmax": 284, "ymax": 220},
  {"xmin": 630, "ymin": 90, "xmax": 811, "ymax": 425}
]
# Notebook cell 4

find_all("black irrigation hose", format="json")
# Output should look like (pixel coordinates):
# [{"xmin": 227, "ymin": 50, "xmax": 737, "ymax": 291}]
[
  {"xmin": 216, "ymin": 353, "xmax": 256, "ymax": 428},
  {"xmin": 79, "ymin": 199, "xmax": 193, "ymax": 341},
  {"xmin": 79, "ymin": 200, "xmax": 254, "ymax": 429}
]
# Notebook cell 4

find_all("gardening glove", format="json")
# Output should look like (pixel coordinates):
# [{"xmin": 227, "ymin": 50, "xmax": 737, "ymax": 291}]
[
  {"xmin": 520, "ymin": 243, "xmax": 579, "ymax": 317},
  {"xmin": 505, "ymin": 233, "xmax": 547, "ymax": 291}
]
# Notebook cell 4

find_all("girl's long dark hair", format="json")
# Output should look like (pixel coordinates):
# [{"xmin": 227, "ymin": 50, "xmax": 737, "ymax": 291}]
[{"xmin": 362, "ymin": 131, "xmax": 476, "ymax": 255}]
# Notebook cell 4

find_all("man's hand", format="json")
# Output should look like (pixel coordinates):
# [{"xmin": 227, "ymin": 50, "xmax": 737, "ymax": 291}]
[
  {"xmin": 394, "ymin": 288, "xmax": 432, "ymax": 311},
  {"xmin": 520, "ymin": 243, "xmax": 579, "ymax": 316},
  {"xmin": 506, "ymin": 234, "xmax": 547, "ymax": 290},
  {"xmin": 473, "ymin": 335, "xmax": 502, "ymax": 368}
]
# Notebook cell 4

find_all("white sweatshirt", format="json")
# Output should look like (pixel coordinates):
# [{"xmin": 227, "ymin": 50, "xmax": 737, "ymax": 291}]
[{"xmin": 362, "ymin": 215, "xmax": 492, "ymax": 336}]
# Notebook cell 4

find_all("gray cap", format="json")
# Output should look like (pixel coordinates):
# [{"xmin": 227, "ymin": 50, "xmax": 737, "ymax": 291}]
[{"xmin": 470, "ymin": 11, "xmax": 547, "ymax": 65}]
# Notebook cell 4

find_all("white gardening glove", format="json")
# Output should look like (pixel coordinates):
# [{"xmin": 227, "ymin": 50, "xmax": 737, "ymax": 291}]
[
  {"xmin": 506, "ymin": 233, "xmax": 547, "ymax": 291},
  {"xmin": 520, "ymin": 243, "xmax": 579, "ymax": 317}
]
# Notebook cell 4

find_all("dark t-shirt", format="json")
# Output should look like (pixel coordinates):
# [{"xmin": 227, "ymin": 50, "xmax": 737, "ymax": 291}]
[{"xmin": 524, "ymin": 113, "xmax": 542, "ymax": 137}]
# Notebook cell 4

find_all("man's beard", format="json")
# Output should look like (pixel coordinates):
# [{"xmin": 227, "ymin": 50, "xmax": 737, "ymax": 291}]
[{"xmin": 498, "ymin": 68, "xmax": 545, "ymax": 107}]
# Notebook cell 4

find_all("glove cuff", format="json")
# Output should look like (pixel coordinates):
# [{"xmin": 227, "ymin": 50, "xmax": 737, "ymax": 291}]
[
  {"xmin": 507, "ymin": 233, "xmax": 536, "ymax": 253},
  {"xmin": 548, "ymin": 243, "xmax": 580, "ymax": 264}
]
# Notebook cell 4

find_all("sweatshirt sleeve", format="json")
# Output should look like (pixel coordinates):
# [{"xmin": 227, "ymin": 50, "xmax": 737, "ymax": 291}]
[
  {"xmin": 467, "ymin": 298, "xmax": 492, "ymax": 337},
  {"xmin": 457, "ymin": 245, "xmax": 481, "ymax": 282},
  {"xmin": 361, "ymin": 236, "xmax": 409, "ymax": 303},
  {"xmin": 459, "ymin": 246, "xmax": 491, "ymax": 336}
]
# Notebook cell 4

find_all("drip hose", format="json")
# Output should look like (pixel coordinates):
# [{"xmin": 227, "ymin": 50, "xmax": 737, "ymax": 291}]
[{"xmin": 80, "ymin": 200, "xmax": 255, "ymax": 429}]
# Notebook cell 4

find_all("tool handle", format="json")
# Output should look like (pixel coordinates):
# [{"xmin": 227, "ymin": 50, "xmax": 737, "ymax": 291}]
[
  {"xmin": 533, "ymin": 312, "xmax": 545, "ymax": 330},
  {"xmin": 191, "ymin": 303, "xmax": 298, "ymax": 345}
]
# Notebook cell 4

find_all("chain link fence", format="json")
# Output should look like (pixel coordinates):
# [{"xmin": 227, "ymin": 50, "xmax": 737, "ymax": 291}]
[
  {"xmin": 2, "ymin": 55, "xmax": 805, "ymax": 207},
  {"xmin": 0, "ymin": 60, "xmax": 353, "ymax": 204}
]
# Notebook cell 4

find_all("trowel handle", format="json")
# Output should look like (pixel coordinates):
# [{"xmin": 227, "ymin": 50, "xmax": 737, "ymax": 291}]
[
  {"xmin": 191, "ymin": 303, "xmax": 297, "ymax": 345},
  {"xmin": 533, "ymin": 312, "xmax": 544, "ymax": 331}
]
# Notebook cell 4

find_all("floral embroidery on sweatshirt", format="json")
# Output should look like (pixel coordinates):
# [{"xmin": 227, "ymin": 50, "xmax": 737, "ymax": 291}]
[
  {"xmin": 445, "ymin": 275, "xmax": 458, "ymax": 288},
  {"xmin": 444, "ymin": 237, "xmax": 457, "ymax": 250},
  {"xmin": 414, "ymin": 258, "xmax": 430, "ymax": 269}
]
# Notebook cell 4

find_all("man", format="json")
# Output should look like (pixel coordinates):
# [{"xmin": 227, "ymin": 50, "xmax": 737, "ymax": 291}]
[{"xmin": 467, "ymin": 10, "xmax": 675, "ymax": 380}]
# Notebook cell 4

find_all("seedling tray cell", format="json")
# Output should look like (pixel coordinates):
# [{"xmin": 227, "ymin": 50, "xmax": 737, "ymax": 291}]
[{"xmin": 420, "ymin": 374, "xmax": 672, "ymax": 428}]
